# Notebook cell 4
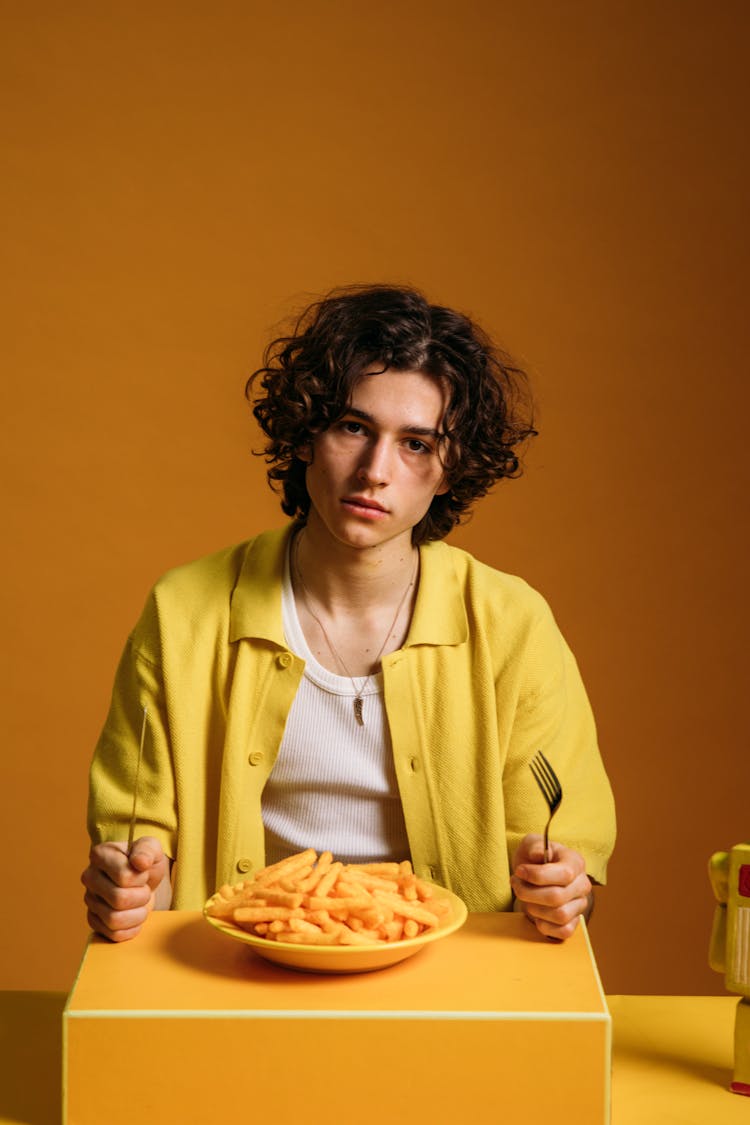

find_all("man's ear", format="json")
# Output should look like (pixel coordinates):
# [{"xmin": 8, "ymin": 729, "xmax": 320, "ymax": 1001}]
[
  {"xmin": 296, "ymin": 444, "xmax": 312, "ymax": 464},
  {"xmin": 434, "ymin": 475, "xmax": 450, "ymax": 497}
]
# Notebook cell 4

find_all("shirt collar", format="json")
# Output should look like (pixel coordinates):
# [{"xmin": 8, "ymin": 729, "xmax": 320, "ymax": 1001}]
[
  {"xmin": 228, "ymin": 525, "xmax": 468, "ymax": 649},
  {"xmin": 229, "ymin": 525, "xmax": 291, "ymax": 645},
  {"xmin": 407, "ymin": 539, "xmax": 468, "ymax": 647}
]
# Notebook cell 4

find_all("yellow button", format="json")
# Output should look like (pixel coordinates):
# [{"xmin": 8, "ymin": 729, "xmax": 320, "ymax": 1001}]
[
  {"xmin": 409, "ymin": 757, "xmax": 419, "ymax": 772},
  {"xmin": 248, "ymin": 751, "xmax": 263, "ymax": 766},
  {"xmin": 237, "ymin": 858, "xmax": 253, "ymax": 874},
  {"xmin": 277, "ymin": 652, "xmax": 293, "ymax": 668}
]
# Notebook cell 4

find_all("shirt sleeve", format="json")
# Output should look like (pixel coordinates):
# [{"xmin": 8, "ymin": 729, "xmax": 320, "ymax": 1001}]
[
  {"xmin": 501, "ymin": 603, "xmax": 616, "ymax": 884},
  {"xmin": 87, "ymin": 596, "xmax": 178, "ymax": 861}
]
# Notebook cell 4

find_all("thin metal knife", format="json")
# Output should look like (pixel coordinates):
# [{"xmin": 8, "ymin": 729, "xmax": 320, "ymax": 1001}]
[{"xmin": 127, "ymin": 705, "xmax": 148, "ymax": 856}]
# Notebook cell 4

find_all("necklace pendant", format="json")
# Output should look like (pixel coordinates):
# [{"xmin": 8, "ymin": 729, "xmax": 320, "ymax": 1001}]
[{"xmin": 353, "ymin": 696, "xmax": 365, "ymax": 726}]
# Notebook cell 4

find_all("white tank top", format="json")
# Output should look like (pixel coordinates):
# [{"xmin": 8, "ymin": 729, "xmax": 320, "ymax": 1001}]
[{"xmin": 260, "ymin": 545, "xmax": 411, "ymax": 866}]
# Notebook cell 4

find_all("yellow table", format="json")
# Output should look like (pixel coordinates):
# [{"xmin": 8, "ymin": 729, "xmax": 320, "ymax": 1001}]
[
  {"xmin": 63, "ymin": 911, "xmax": 611, "ymax": 1123},
  {"xmin": 608, "ymin": 994, "xmax": 746, "ymax": 1123},
  {"xmin": 0, "ymin": 925, "xmax": 747, "ymax": 1124}
]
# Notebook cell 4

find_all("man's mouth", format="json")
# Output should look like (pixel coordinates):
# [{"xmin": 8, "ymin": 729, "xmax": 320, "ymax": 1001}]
[{"xmin": 341, "ymin": 495, "xmax": 388, "ymax": 516}]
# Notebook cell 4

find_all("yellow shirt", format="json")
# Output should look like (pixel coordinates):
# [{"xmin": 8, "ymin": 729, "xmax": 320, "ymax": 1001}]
[{"xmin": 88, "ymin": 525, "xmax": 616, "ymax": 910}]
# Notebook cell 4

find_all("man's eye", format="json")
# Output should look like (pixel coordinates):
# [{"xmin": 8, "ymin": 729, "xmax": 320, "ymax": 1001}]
[
  {"xmin": 406, "ymin": 439, "xmax": 430, "ymax": 454},
  {"xmin": 340, "ymin": 420, "xmax": 363, "ymax": 435}
]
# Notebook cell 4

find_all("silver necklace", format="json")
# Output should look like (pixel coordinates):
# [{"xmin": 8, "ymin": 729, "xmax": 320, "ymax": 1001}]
[{"xmin": 294, "ymin": 534, "xmax": 418, "ymax": 726}]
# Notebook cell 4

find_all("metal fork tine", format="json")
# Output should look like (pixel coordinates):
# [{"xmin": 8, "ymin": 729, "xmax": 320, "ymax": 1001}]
[
  {"xmin": 529, "ymin": 761, "xmax": 546, "ymax": 803},
  {"xmin": 529, "ymin": 750, "xmax": 563, "ymax": 862},
  {"xmin": 537, "ymin": 754, "xmax": 561, "ymax": 806},
  {"xmin": 530, "ymin": 756, "xmax": 555, "ymax": 805}
]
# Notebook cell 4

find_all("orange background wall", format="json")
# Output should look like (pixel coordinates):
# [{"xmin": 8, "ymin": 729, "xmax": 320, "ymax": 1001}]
[{"xmin": 2, "ymin": 2, "xmax": 747, "ymax": 995}]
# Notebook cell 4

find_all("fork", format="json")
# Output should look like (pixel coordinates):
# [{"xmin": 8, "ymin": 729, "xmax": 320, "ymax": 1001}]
[{"xmin": 529, "ymin": 750, "xmax": 563, "ymax": 863}]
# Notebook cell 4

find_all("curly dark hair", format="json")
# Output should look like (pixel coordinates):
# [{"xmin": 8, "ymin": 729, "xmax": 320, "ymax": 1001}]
[{"xmin": 247, "ymin": 284, "xmax": 537, "ymax": 544}]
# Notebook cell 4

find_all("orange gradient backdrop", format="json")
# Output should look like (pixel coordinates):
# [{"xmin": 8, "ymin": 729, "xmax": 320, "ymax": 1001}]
[{"xmin": 1, "ymin": 2, "xmax": 748, "ymax": 995}]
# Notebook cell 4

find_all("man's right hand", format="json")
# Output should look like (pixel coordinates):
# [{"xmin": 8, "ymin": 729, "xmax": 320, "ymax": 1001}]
[{"xmin": 81, "ymin": 836, "xmax": 172, "ymax": 942}]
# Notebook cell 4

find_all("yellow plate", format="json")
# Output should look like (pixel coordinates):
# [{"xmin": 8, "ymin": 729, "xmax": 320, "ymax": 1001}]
[{"xmin": 203, "ymin": 883, "xmax": 468, "ymax": 974}]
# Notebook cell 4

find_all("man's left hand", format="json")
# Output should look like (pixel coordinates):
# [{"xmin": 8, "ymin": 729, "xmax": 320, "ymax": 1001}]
[{"xmin": 510, "ymin": 833, "xmax": 593, "ymax": 941}]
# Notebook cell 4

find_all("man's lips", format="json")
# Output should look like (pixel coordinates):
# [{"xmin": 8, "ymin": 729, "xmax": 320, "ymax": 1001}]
[{"xmin": 341, "ymin": 495, "xmax": 388, "ymax": 515}]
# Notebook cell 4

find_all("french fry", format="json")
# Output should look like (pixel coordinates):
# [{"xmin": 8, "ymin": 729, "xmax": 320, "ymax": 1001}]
[
  {"xmin": 296, "ymin": 850, "xmax": 333, "ymax": 893},
  {"xmin": 381, "ymin": 919, "xmax": 405, "ymax": 942},
  {"xmin": 279, "ymin": 929, "xmax": 344, "ymax": 945},
  {"xmin": 308, "ymin": 896, "xmax": 375, "ymax": 912},
  {"xmin": 245, "ymin": 887, "xmax": 304, "ymax": 909},
  {"xmin": 206, "ymin": 849, "xmax": 452, "ymax": 947},
  {"xmin": 314, "ymin": 861, "xmax": 343, "ymax": 899},
  {"xmin": 345, "ymin": 868, "xmax": 407, "ymax": 894},
  {"xmin": 307, "ymin": 909, "xmax": 335, "ymax": 929},
  {"xmin": 234, "ymin": 905, "xmax": 305, "ymax": 923},
  {"xmin": 337, "ymin": 926, "xmax": 383, "ymax": 946},
  {"xmin": 371, "ymin": 893, "xmax": 442, "ymax": 926},
  {"xmin": 334, "ymin": 879, "xmax": 370, "ymax": 899},
  {"xmin": 414, "ymin": 878, "xmax": 435, "ymax": 901},
  {"xmin": 288, "ymin": 917, "xmax": 324, "ymax": 935},
  {"xmin": 255, "ymin": 849, "xmax": 317, "ymax": 885},
  {"xmin": 359, "ymin": 862, "xmax": 401, "ymax": 877},
  {"xmin": 208, "ymin": 895, "xmax": 239, "ymax": 920},
  {"xmin": 277, "ymin": 866, "xmax": 314, "ymax": 889}
]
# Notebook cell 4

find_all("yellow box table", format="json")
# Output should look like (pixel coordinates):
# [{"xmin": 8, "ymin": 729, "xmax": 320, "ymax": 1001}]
[{"xmin": 64, "ymin": 911, "xmax": 611, "ymax": 1124}]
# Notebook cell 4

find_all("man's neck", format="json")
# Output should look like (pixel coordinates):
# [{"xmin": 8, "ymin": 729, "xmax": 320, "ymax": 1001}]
[
  {"xmin": 294, "ymin": 518, "xmax": 417, "ymax": 614},
  {"xmin": 291, "ymin": 523, "xmax": 419, "ymax": 677}
]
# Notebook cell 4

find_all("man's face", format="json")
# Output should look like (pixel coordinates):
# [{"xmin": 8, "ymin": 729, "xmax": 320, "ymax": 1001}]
[{"xmin": 302, "ymin": 367, "xmax": 450, "ymax": 553}]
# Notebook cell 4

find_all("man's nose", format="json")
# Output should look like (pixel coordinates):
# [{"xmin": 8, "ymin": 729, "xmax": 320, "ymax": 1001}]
[{"xmin": 357, "ymin": 438, "xmax": 392, "ymax": 486}]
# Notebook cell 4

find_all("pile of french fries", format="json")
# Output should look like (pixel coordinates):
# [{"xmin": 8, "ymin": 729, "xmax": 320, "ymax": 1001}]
[{"xmin": 206, "ymin": 848, "xmax": 450, "ymax": 946}]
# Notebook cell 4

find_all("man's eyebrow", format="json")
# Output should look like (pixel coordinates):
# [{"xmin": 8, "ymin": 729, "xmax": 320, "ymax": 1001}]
[{"xmin": 343, "ymin": 406, "xmax": 444, "ymax": 440}]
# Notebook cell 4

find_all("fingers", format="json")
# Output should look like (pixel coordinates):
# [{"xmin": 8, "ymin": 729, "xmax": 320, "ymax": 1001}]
[
  {"xmin": 85, "ymin": 896, "xmax": 153, "ymax": 942},
  {"xmin": 515, "ymin": 858, "xmax": 586, "ymax": 891},
  {"xmin": 128, "ymin": 837, "xmax": 169, "ymax": 889},
  {"xmin": 511, "ymin": 833, "xmax": 547, "ymax": 869},
  {"xmin": 512, "ymin": 868, "xmax": 592, "ymax": 904},
  {"xmin": 514, "ymin": 886, "xmax": 591, "ymax": 938},
  {"xmin": 81, "ymin": 864, "xmax": 154, "ymax": 911},
  {"xmin": 525, "ymin": 909, "xmax": 583, "ymax": 942},
  {"xmin": 514, "ymin": 838, "xmax": 586, "ymax": 885},
  {"xmin": 86, "ymin": 837, "xmax": 167, "ymax": 888},
  {"xmin": 81, "ymin": 836, "xmax": 167, "ymax": 942},
  {"xmin": 82, "ymin": 867, "xmax": 155, "ymax": 942},
  {"xmin": 512, "ymin": 886, "xmax": 590, "ymax": 941},
  {"xmin": 86, "ymin": 841, "xmax": 147, "ymax": 887},
  {"xmin": 82, "ymin": 876, "xmax": 155, "ymax": 941},
  {"xmin": 511, "ymin": 838, "xmax": 593, "ymax": 941}
]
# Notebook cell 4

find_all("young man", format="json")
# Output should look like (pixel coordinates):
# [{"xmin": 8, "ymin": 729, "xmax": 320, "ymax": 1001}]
[{"xmin": 82, "ymin": 285, "xmax": 615, "ymax": 943}]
